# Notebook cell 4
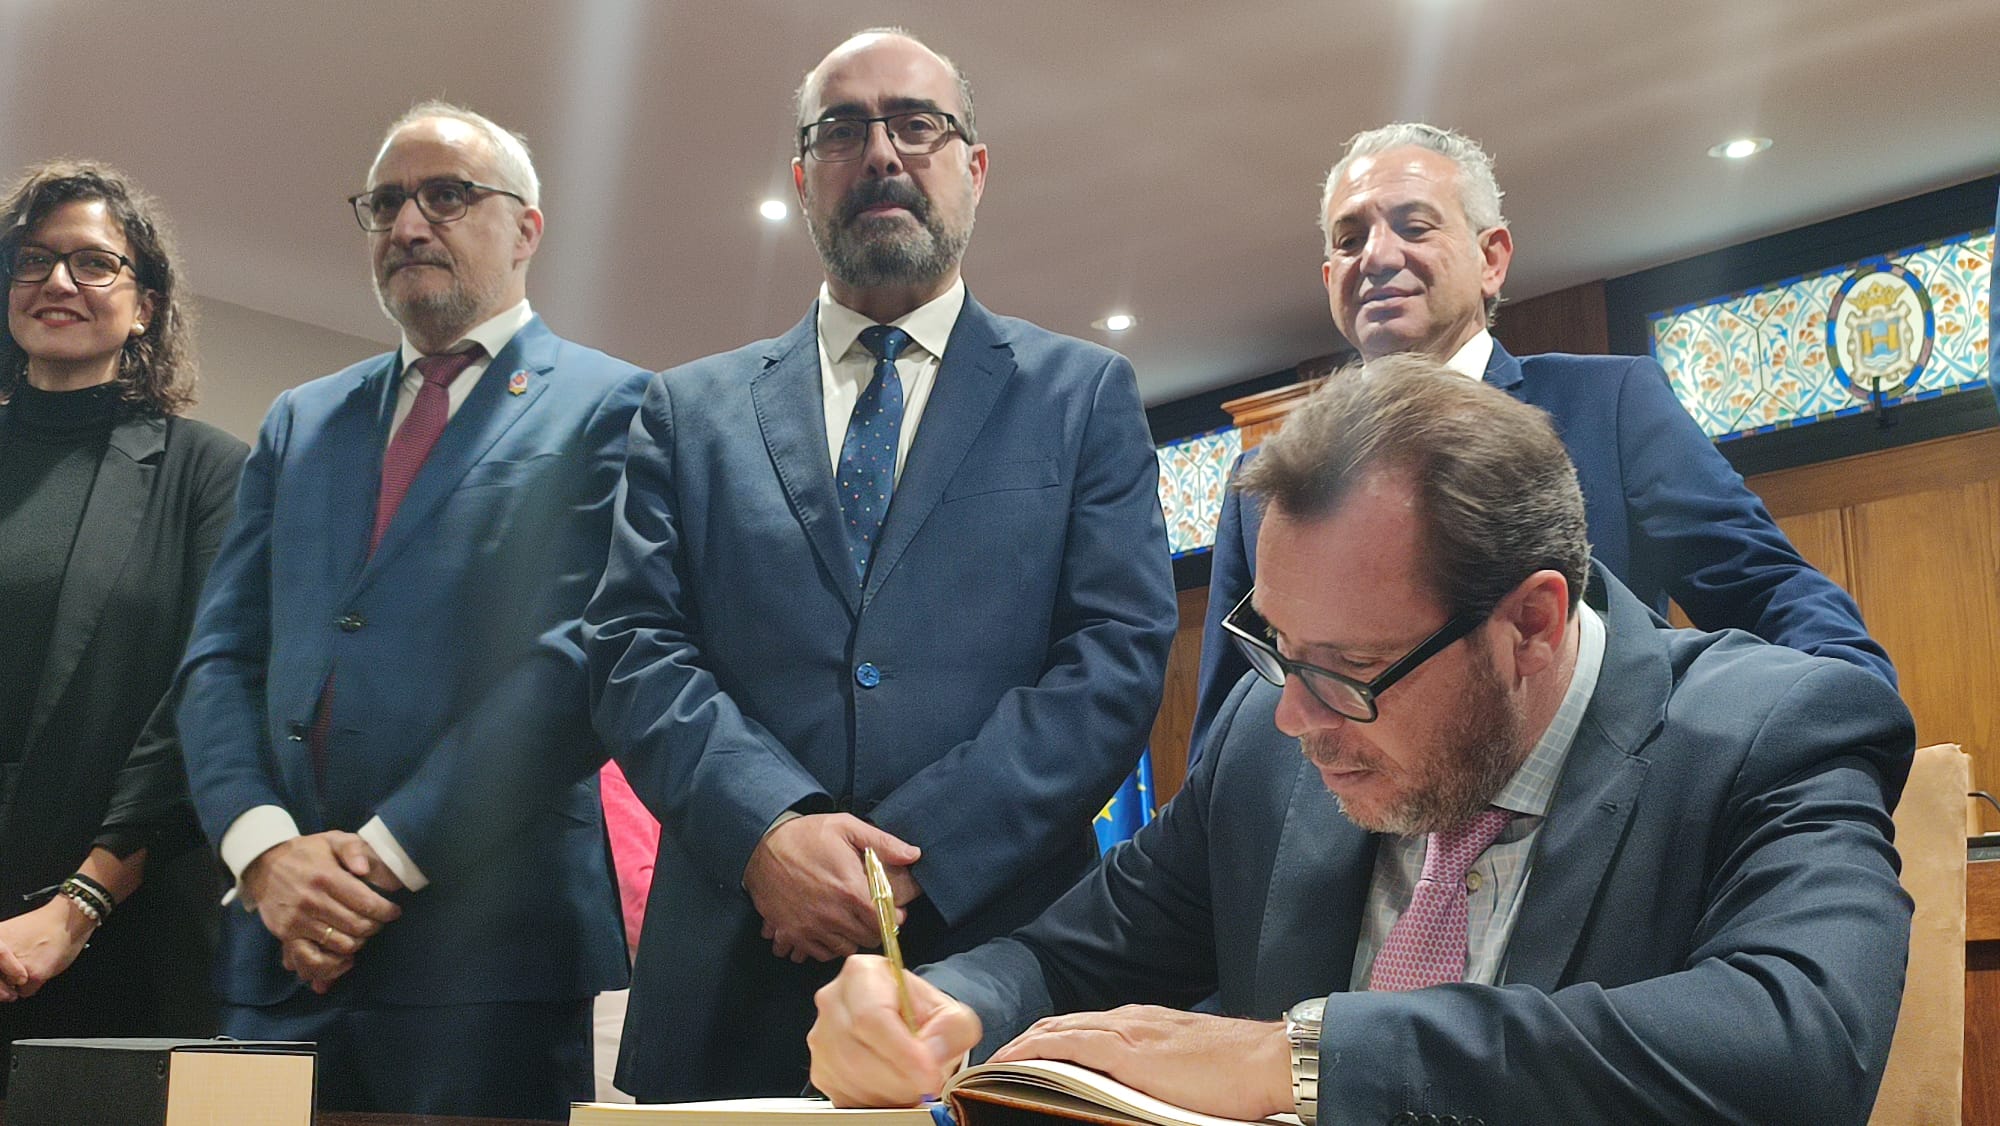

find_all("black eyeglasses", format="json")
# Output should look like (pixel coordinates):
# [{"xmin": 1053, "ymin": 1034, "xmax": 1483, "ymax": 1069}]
[
  {"xmin": 347, "ymin": 178, "xmax": 526, "ymax": 232},
  {"xmin": 799, "ymin": 111, "xmax": 965, "ymax": 162},
  {"xmin": 6, "ymin": 245, "xmax": 135, "ymax": 288},
  {"xmin": 1221, "ymin": 591, "xmax": 1487, "ymax": 722}
]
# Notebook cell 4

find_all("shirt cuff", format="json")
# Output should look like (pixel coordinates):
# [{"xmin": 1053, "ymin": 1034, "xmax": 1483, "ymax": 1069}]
[
  {"xmin": 218, "ymin": 805, "xmax": 302, "ymax": 907},
  {"xmin": 360, "ymin": 816, "xmax": 429, "ymax": 892}
]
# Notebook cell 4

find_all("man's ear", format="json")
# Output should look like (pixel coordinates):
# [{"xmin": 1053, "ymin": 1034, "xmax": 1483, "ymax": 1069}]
[{"xmin": 1494, "ymin": 569, "xmax": 1570, "ymax": 679}]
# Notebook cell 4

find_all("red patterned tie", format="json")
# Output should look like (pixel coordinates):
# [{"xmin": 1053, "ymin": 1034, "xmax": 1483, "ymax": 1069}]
[
  {"xmin": 1367, "ymin": 808, "xmax": 1514, "ymax": 991},
  {"xmin": 371, "ymin": 347, "xmax": 481, "ymax": 549},
  {"xmin": 309, "ymin": 347, "xmax": 482, "ymax": 777}
]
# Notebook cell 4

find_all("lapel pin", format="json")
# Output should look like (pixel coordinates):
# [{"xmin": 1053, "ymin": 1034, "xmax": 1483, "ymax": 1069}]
[{"xmin": 507, "ymin": 369, "xmax": 531, "ymax": 396}]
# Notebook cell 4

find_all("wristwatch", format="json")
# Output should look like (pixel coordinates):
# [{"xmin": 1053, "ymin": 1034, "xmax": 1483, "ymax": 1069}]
[{"xmin": 1284, "ymin": 996, "xmax": 1325, "ymax": 1126}]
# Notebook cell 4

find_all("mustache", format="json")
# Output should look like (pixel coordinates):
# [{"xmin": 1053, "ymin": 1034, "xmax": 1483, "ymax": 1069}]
[
  {"xmin": 382, "ymin": 248, "xmax": 452, "ymax": 273},
  {"xmin": 1301, "ymin": 731, "xmax": 1380, "ymax": 772},
  {"xmin": 839, "ymin": 179, "xmax": 930, "ymax": 225}
]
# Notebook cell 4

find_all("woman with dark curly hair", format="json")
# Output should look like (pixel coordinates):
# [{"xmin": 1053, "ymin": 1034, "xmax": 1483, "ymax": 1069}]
[{"xmin": 0, "ymin": 160, "xmax": 246, "ymax": 1084}]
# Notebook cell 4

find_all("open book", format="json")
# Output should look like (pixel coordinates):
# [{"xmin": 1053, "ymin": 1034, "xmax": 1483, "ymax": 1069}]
[{"xmin": 571, "ymin": 1058, "xmax": 1298, "ymax": 1126}]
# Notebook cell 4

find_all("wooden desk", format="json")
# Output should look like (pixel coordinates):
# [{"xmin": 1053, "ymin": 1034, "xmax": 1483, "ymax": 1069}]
[{"xmin": 1967, "ymin": 854, "xmax": 2000, "ymax": 1123}]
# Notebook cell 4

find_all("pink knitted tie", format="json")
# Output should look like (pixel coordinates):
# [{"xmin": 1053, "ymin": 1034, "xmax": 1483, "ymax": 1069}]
[{"xmin": 1367, "ymin": 808, "xmax": 1513, "ymax": 992}]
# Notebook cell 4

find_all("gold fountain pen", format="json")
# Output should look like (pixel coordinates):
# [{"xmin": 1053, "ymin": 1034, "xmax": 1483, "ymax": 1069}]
[{"xmin": 863, "ymin": 846, "xmax": 920, "ymax": 1033}]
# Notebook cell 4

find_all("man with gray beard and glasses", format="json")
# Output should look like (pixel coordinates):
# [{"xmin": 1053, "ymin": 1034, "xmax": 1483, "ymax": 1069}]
[
  {"xmin": 179, "ymin": 102, "xmax": 643, "ymax": 1118},
  {"xmin": 585, "ymin": 28, "xmax": 1175, "ymax": 1101}
]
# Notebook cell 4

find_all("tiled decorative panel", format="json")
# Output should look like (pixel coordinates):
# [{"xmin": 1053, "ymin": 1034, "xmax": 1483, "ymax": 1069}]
[
  {"xmin": 1650, "ymin": 230, "xmax": 1992, "ymax": 440},
  {"xmin": 1155, "ymin": 427, "xmax": 1242, "ymax": 558}
]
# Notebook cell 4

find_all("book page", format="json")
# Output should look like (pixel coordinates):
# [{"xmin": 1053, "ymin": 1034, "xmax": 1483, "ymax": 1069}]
[{"xmin": 951, "ymin": 1059, "xmax": 1296, "ymax": 1126}]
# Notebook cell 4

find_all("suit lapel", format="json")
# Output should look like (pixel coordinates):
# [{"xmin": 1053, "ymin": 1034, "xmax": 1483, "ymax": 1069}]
[
  {"xmin": 864, "ymin": 296, "xmax": 1013, "ymax": 603},
  {"xmin": 1504, "ymin": 566, "xmax": 1668, "ymax": 991},
  {"xmin": 361, "ymin": 320, "xmax": 553, "ymax": 580},
  {"xmin": 1484, "ymin": 339, "xmax": 1526, "ymax": 397},
  {"xmin": 306, "ymin": 357, "xmax": 400, "ymax": 603},
  {"xmin": 1256, "ymin": 755, "xmax": 1376, "ymax": 1010},
  {"xmin": 21, "ymin": 412, "xmax": 166, "ymax": 749},
  {"xmin": 751, "ymin": 308, "xmax": 859, "ymax": 616}
]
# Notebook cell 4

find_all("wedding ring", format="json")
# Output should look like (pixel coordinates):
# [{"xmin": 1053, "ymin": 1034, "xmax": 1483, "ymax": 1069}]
[{"xmin": 323, "ymin": 924, "xmax": 336, "ymax": 946}]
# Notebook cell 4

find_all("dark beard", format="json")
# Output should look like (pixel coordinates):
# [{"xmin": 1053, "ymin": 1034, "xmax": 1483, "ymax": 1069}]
[{"xmin": 810, "ymin": 177, "xmax": 972, "ymax": 289}]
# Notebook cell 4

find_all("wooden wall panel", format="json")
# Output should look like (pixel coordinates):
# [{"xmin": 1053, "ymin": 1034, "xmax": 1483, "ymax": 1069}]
[
  {"xmin": 1148, "ymin": 586, "xmax": 1208, "ymax": 805},
  {"xmin": 1773, "ymin": 508, "xmax": 1852, "ymax": 591},
  {"xmin": 1845, "ymin": 481, "xmax": 2000, "ymax": 826},
  {"xmin": 1492, "ymin": 280, "xmax": 1610, "ymax": 358}
]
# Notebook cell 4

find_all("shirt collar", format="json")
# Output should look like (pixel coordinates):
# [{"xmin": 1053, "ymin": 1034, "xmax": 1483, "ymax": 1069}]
[
  {"xmin": 816, "ymin": 278, "xmax": 966, "ymax": 365},
  {"xmin": 1488, "ymin": 602, "xmax": 1605, "ymax": 819},
  {"xmin": 397, "ymin": 299, "xmax": 534, "ymax": 373},
  {"xmin": 1444, "ymin": 329, "xmax": 1494, "ymax": 381}
]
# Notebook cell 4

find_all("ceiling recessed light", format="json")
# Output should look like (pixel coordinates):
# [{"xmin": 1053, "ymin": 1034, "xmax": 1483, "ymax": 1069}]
[
  {"xmin": 1093, "ymin": 313, "xmax": 1137, "ymax": 332},
  {"xmin": 1708, "ymin": 136, "xmax": 1772, "ymax": 160},
  {"xmin": 759, "ymin": 199, "xmax": 789, "ymax": 221}
]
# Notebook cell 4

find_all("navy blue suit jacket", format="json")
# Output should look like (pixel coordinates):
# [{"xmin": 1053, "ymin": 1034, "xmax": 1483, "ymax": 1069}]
[
  {"xmin": 178, "ymin": 317, "xmax": 642, "ymax": 1007},
  {"xmin": 929, "ymin": 567, "xmax": 1914, "ymax": 1124},
  {"xmin": 587, "ymin": 295, "xmax": 1177, "ymax": 1099},
  {"xmin": 1191, "ymin": 342, "xmax": 1894, "ymax": 759}
]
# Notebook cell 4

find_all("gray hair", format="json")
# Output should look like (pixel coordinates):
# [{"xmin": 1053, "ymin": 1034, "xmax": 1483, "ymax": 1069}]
[
  {"xmin": 794, "ymin": 28, "xmax": 978, "ymax": 148},
  {"xmin": 1318, "ymin": 122, "xmax": 1505, "ymax": 258},
  {"xmin": 1237, "ymin": 353, "xmax": 1589, "ymax": 615},
  {"xmin": 374, "ymin": 100, "xmax": 541, "ymax": 207}
]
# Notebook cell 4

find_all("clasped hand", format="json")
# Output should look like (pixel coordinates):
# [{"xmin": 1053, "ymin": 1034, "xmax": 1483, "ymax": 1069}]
[
  {"xmin": 242, "ymin": 831, "xmax": 403, "ymax": 993},
  {"xmin": 0, "ymin": 897, "xmax": 96, "ymax": 1002},
  {"xmin": 743, "ymin": 813, "xmax": 922, "ymax": 962}
]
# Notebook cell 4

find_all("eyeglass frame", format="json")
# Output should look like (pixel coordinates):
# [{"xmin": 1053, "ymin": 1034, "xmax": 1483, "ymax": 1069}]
[
  {"xmin": 5, "ymin": 244, "xmax": 138, "ymax": 288},
  {"xmin": 346, "ymin": 178, "xmax": 528, "ymax": 232},
  {"xmin": 1220, "ymin": 590, "xmax": 1489, "ymax": 723},
  {"xmin": 797, "ymin": 110, "xmax": 967, "ymax": 162}
]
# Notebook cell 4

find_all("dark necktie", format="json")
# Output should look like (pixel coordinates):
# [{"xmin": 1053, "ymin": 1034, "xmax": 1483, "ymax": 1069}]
[
  {"xmin": 1368, "ymin": 807, "xmax": 1514, "ymax": 991},
  {"xmin": 310, "ymin": 346, "xmax": 482, "ymax": 777},
  {"xmin": 838, "ymin": 326, "xmax": 911, "ymax": 582}
]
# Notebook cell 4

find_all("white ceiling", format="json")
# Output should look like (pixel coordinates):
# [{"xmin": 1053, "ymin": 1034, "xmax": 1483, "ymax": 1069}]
[{"xmin": 5, "ymin": 0, "xmax": 1996, "ymax": 406}]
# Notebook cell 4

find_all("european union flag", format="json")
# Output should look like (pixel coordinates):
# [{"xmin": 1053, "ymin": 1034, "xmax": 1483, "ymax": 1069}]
[{"xmin": 1094, "ymin": 750, "xmax": 1155, "ymax": 852}]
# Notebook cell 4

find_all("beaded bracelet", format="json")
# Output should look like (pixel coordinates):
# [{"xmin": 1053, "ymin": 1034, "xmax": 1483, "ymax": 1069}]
[{"xmin": 58, "ymin": 876, "xmax": 113, "ymax": 925}]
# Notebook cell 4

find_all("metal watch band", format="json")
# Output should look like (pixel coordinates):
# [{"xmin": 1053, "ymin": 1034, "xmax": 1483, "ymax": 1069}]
[{"xmin": 1286, "ymin": 997, "xmax": 1325, "ymax": 1126}]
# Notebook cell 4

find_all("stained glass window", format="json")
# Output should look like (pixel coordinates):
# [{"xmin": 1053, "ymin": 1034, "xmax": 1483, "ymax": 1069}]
[
  {"xmin": 1154, "ymin": 427, "xmax": 1241, "ymax": 558},
  {"xmin": 1650, "ymin": 230, "xmax": 1991, "ymax": 441}
]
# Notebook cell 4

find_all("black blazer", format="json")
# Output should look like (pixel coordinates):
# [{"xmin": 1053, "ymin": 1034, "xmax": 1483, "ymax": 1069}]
[{"xmin": 0, "ymin": 406, "xmax": 244, "ymax": 1041}]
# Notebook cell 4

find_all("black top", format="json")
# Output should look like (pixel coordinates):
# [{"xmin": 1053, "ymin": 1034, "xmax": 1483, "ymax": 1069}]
[{"xmin": 0, "ymin": 381, "xmax": 122, "ymax": 767}]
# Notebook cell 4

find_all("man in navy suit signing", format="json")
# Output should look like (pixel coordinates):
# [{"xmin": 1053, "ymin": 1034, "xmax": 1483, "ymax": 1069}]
[
  {"xmin": 1189, "ymin": 123, "xmax": 1893, "ymax": 761},
  {"xmin": 809, "ymin": 357, "xmax": 1912, "ymax": 1125},
  {"xmin": 586, "ymin": 28, "xmax": 1177, "ymax": 1100},
  {"xmin": 178, "ymin": 103, "xmax": 642, "ymax": 1118}
]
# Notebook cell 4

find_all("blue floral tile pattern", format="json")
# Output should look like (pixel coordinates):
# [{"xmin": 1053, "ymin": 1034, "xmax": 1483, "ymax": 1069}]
[
  {"xmin": 1154, "ymin": 427, "xmax": 1242, "ymax": 558},
  {"xmin": 1650, "ymin": 230, "xmax": 1991, "ymax": 441}
]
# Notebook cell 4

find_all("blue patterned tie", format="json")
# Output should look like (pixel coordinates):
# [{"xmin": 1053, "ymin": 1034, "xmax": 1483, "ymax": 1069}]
[{"xmin": 839, "ymin": 325, "xmax": 911, "ymax": 581}]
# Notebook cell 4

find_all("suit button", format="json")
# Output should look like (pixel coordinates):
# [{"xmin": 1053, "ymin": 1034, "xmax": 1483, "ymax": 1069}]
[
  {"xmin": 287, "ymin": 722, "xmax": 306, "ymax": 742},
  {"xmin": 854, "ymin": 662, "xmax": 881, "ymax": 688},
  {"xmin": 336, "ymin": 613, "xmax": 365, "ymax": 633},
  {"xmin": 1389, "ymin": 1114, "xmax": 1418, "ymax": 1126}
]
